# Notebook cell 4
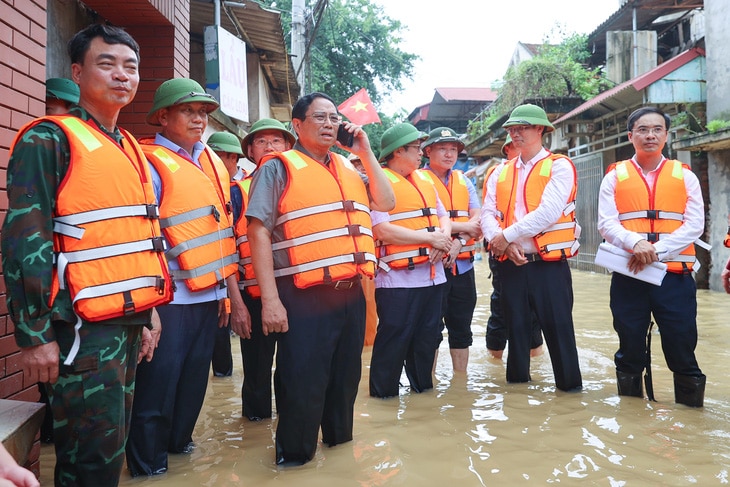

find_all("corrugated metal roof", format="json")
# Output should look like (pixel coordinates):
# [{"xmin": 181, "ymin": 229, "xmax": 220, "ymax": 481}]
[
  {"xmin": 190, "ymin": 0, "xmax": 300, "ymax": 106},
  {"xmin": 587, "ymin": 0, "xmax": 704, "ymax": 66},
  {"xmin": 434, "ymin": 87, "xmax": 498, "ymax": 102},
  {"xmin": 555, "ymin": 47, "xmax": 704, "ymax": 124}
]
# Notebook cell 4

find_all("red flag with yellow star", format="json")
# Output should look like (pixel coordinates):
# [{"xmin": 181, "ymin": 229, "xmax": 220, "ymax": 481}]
[{"xmin": 338, "ymin": 88, "xmax": 381, "ymax": 125}]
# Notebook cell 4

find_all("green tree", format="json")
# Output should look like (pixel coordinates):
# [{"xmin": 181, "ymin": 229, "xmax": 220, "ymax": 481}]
[
  {"xmin": 260, "ymin": 0, "xmax": 417, "ymax": 107},
  {"xmin": 468, "ymin": 33, "xmax": 610, "ymax": 139}
]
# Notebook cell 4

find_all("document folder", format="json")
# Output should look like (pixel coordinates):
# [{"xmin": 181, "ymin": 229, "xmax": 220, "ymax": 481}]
[{"xmin": 594, "ymin": 242, "xmax": 667, "ymax": 286}]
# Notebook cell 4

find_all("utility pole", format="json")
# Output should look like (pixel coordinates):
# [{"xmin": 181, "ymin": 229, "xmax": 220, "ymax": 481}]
[{"xmin": 291, "ymin": 0, "xmax": 306, "ymax": 97}]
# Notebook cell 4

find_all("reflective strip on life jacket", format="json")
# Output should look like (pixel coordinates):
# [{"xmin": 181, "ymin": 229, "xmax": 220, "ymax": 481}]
[
  {"xmin": 275, "ymin": 200, "xmax": 371, "ymax": 226},
  {"xmin": 388, "ymin": 207, "xmax": 438, "ymax": 223},
  {"xmin": 273, "ymin": 252, "xmax": 377, "ymax": 278},
  {"xmin": 618, "ymin": 210, "xmax": 684, "ymax": 222},
  {"xmin": 53, "ymin": 203, "xmax": 159, "ymax": 239},
  {"xmin": 272, "ymin": 225, "xmax": 373, "ymax": 251}
]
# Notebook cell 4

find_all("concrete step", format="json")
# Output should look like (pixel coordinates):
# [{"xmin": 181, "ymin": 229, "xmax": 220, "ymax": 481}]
[{"xmin": 0, "ymin": 398, "xmax": 45, "ymax": 465}]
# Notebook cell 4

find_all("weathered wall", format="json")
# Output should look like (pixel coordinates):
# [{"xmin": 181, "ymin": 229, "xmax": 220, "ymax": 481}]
[{"xmin": 705, "ymin": 0, "xmax": 730, "ymax": 291}]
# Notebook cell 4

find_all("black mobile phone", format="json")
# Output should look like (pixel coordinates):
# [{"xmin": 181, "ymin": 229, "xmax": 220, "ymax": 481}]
[{"xmin": 337, "ymin": 124, "xmax": 354, "ymax": 147}]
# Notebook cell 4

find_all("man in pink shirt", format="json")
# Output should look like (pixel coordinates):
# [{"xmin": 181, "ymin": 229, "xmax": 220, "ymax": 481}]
[{"xmin": 481, "ymin": 104, "xmax": 582, "ymax": 392}]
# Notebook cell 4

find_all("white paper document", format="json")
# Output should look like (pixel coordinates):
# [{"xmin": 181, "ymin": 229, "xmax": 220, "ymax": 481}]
[{"xmin": 594, "ymin": 242, "xmax": 667, "ymax": 286}]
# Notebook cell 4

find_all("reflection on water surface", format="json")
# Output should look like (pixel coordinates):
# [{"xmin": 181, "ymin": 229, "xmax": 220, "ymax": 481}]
[{"xmin": 39, "ymin": 263, "xmax": 730, "ymax": 485}]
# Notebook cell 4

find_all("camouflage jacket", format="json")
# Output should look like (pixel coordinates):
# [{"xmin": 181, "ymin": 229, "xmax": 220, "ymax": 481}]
[{"xmin": 2, "ymin": 106, "xmax": 151, "ymax": 349}]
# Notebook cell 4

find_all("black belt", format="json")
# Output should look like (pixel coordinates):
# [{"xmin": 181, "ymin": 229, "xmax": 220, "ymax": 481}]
[
  {"xmin": 322, "ymin": 278, "xmax": 359, "ymax": 290},
  {"xmin": 523, "ymin": 253, "xmax": 542, "ymax": 263}
]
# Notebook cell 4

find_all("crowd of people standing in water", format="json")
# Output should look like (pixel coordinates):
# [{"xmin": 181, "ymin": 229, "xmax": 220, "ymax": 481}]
[{"xmin": 0, "ymin": 22, "xmax": 721, "ymax": 487}]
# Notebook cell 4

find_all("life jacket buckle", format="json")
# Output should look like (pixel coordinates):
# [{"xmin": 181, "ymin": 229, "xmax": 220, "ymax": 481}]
[
  {"xmin": 353, "ymin": 252, "xmax": 367, "ymax": 265},
  {"xmin": 646, "ymin": 210, "xmax": 658, "ymax": 220},
  {"xmin": 342, "ymin": 200, "xmax": 356, "ymax": 212},
  {"xmin": 156, "ymin": 276, "xmax": 166, "ymax": 295},
  {"xmin": 151, "ymin": 236, "xmax": 165, "ymax": 252},
  {"xmin": 145, "ymin": 204, "xmax": 160, "ymax": 219},
  {"xmin": 347, "ymin": 224, "xmax": 362, "ymax": 237}
]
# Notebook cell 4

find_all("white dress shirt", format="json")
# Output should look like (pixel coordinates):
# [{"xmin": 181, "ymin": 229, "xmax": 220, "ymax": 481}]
[
  {"xmin": 597, "ymin": 157, "xmax": 704, "ymax": 261},
  {"xmin": 480, "ymin": 148, "xmax": 576, "ymax": 253}
]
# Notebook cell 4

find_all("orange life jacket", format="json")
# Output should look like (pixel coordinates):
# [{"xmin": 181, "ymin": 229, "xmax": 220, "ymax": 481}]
[
  {"xmin": 232, "ymin": 178, "xmax": 260, "ymax": 298},
  {"xmin": 377, "ymin": 168, "xmax": 441, "ymax": 271},
  {"xmin": 12, "ymin": 115, "xmax": 173, "ymax": 322},
  {"xmin": 609, "ymin": 159, "xmax": 695, "ymax": 273},
  {"xmin": 431, "ymin": 169, "xmax": 475, "ymax": 261},
  {"xmin": 142, "ymin": 141, "xmax": 238, "ymax": 291},
  {"xmin": 495, "ymin": 152, "xmax": 579, "ymax": 261},
  {"xmin": 481, "ymin": 163, "xmax": 500, "ymax": 201},
  {"xmin": 271, "ymin": 150, "xmax": 376, "ymax": 288}
]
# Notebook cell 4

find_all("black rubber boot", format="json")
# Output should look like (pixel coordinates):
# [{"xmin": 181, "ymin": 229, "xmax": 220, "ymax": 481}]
[
  {"xmin": 674, "ymin": 373, "xmax": 706, "ymax": 408},
  {"xmin": 616, "ymin": 370, "xmax": 643, "ymax": 397}
]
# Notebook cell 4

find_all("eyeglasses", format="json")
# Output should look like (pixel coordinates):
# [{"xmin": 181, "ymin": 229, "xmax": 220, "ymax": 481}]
[
  {"xmin": 632, "ymin": 126, "xmax": 666, "ymax": 136},
  {"xmin": 404, "ymin": 144, "xmax": 422, "ymax": 151},
  {"xmin": 305, "ymin": 112, "xmax": 341, "ymax": 125},
  {"xmin": 253, "ymin": 137, "xmax": 286, "ymax": 148},
  {"xmin": 505, "ymin": 125, "xmax": 534, "ymax": 135}
]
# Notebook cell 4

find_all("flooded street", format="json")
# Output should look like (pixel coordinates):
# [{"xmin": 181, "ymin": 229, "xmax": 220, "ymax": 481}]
[{"xmin": 40, "ymin": 260, "xmax": 730, "ymax": 485}]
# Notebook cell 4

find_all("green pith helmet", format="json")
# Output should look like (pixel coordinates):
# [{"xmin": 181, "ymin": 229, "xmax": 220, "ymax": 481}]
[
  {"xmin": 421, "ymin": 126, "xmax": 465, "ymax": 153},
  {"xmin": 501, "ymin": 134, "xmax": 513, "ymax": 157},
  {"xmin": 502, "ymin": 103, "xmax": 555, "ymax": 133},
  {"xmin": 207, "ymin": 132, "xmax": 243, "ymax": 155},
  {"xmin": 46, "ymin": 78, "xmax": 80, "ymax": 104},
  {"xmin": 378, "ymin": 123, "xmax": 428, "ymax": 162},
  {"xmin": 240, "ymin": 118, "xmax": 296, "ymax": 154},
  {"xmin": 146, "ymin": 78, "xmax": 219, "ymax": 126}
]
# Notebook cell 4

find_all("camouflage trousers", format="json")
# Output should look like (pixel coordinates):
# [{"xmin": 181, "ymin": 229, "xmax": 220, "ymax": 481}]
[{"xmin": 47, "ymin": 320, "xmax": 144, "ymax": 487}]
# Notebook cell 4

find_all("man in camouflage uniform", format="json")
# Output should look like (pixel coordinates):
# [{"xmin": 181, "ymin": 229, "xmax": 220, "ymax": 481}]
[{"xmin": 2, "ymin": 25, "xmax": 165, "ymax": 486}]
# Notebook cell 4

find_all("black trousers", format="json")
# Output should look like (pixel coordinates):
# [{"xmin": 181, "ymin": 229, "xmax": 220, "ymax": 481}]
[
  {"xmin": 486, "ymin": 254, "xmax": 543, "ymax": 351},
  {"xmin": 610, "ymin": 272, "xmax": 702, "ymax": 377},
  {"xmin": 211, "ymin": 322, "xmax": 233, "ymax": 377},
  {"xmin": 499, "ymin": 259, "xmax": 582, "ymax": 391},
  {"xmin": 370, "ymin": 284, "xmax": 444, "ymax": 397},
  {"xmin": 240, "ymin": 292, "xmax": 277, "ymax": 420},
  {"xmin": 126, "ymin": 301, "xmax": 218, "ymax": 476},
  {"xmin": 440, "ymin": 267, "xmax": 477, "ymax": 348},
  {"xmin": 274, "ymin": 277, "xmax": 365, "ymax": 466}
]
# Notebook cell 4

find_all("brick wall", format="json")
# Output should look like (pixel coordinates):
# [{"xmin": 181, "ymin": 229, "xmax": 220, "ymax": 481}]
[
  {"xmin": 0, "ymin": 0, "xmax": 48, "ymax": 477},
  {"xmin": 0, "ymin": 0, "xmax": 190, "ymax": 476}
]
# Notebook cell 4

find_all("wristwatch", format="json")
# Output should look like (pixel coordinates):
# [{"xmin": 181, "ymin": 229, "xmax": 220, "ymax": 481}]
[{"xmin": 457, "ymin": 237, "xmax": 467, "ymax": 246}]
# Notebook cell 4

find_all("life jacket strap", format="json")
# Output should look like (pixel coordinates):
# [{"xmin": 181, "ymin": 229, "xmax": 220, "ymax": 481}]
[
  {"xmin": 160, "ymin": 205, "xmax": 217, "ymax": 228},
  {"xmin": 54, "ymin": 204, "xmax": 159, "ymax": 239},
  {"xmin": 273, "ymin": 252, "xmax": 376, "ymax": 278},
  {"xmin": 388, "ymin": 207, "xmax": 437, "ymax": 223},
  {"xmin": 165, "ymin": 227, "xmax": 235, "ymax": 260},
  {"xmin": 271, "ymin": 225, "xmax": 373, "ymax": 251},
  {"xmin": 275, "ymin": 200, "xmax": 370, "ymax": 226},
  {"xmin": 171, "ymin": 253, "xmax": 239, "ymax": 280},
  {"xmin": 618, "ymin": 210, "xmax": 683, "ymax": 222}
]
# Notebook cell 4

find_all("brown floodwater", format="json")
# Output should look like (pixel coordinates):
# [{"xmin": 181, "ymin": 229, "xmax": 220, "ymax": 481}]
[{"xmin": 39, "ymin": 260, "xmax": 730, "ymax": 485}]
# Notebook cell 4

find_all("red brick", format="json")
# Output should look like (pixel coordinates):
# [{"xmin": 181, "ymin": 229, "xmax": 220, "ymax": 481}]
[
  {"xmin": 0, "ymin": 332, "xmax": 18, "ymax": 356},
  {"xmin": 0, "ymin": 126, "xmax": 21, "ymax": 149},
  {"xmin": 14, "ymin": 0, "xmax": 46, "ymax": 30},
  {"xmin": 0, "ymin": 370, "xmax": 23, "ymax": 397},
  {"xmin": 0, "ymin": 12, "xmax": 31, "ymax": 39},
  {"xmin": 9, "ymin": 385, "xmax": 40, "ymax": 402},
  {"xmin": 12, "ymin": 32, "xmax": 44, "ymax": 66},
  {"xmin": 13, "ymin": 0, "xmax": 46, "ymax": 25},
  {"xmin": 0, "ymin": 49, "xmax": 30, "ymax": 74},
  {"xmin": 5, "ymin": 351, "xmax": 22, "ymax": 376},
  {"xmin": 0, "ymin": 86, "xmax": 29, "ymax": 112},
  {"xmin": 12, "ymin": 71, "xmax": 44, "ymax": 100}
]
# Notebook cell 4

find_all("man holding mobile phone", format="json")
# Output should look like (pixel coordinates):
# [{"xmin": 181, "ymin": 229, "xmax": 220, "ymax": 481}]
[{"xmin": 246, "ymin": 92, "xmax": 394, "ymax": 465}]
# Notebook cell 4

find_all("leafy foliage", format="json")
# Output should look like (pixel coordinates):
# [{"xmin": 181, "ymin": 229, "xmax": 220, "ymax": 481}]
[
  {"xmin": 467, "ymin": 33, "xmax": 611, "ymax": 140},
  {"xmin": 258, "ymin": 0, "xmax": 417, "ymax": 106}
]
